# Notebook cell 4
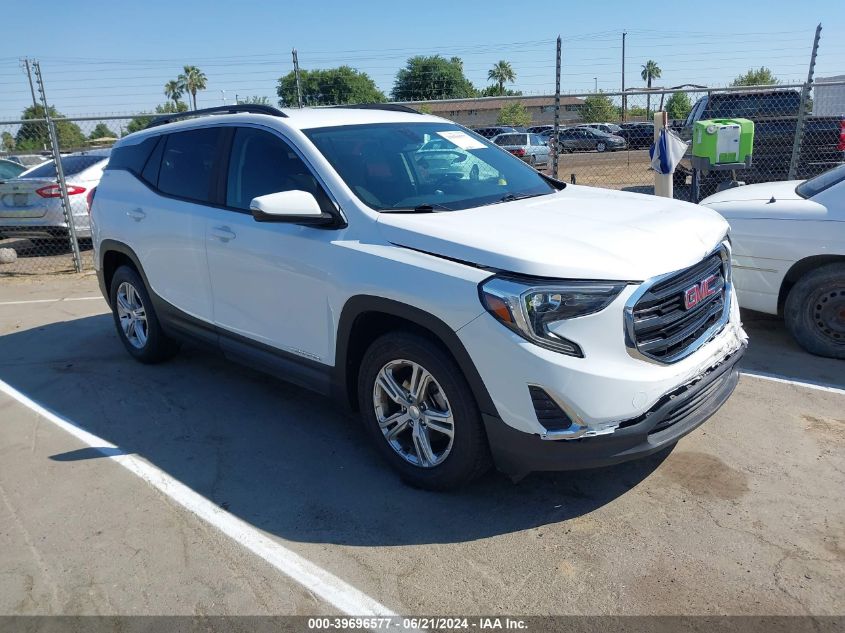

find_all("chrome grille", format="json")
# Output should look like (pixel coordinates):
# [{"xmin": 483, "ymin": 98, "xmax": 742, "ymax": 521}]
[{"xmin": 626, "ymin": 247, "xmax": 730, "ymax": 362}]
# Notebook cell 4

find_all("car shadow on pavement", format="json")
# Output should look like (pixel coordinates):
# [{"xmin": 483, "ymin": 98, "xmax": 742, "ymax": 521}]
[
  {"xmin": 739, "ymin": 309, "xmax": 845, "ymax": 390},
  {"xmin": 1, "ymin": 315, "xmax": 670, "ymax": 546}
]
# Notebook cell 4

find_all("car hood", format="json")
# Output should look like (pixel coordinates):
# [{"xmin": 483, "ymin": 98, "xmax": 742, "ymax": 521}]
[
  {"xmin": 700, "ymin": 181, "xmax": 803, "ymax": 205},
  {"xmin": 376, "ymin": 185, "xmax": 729, "ymax": 281}
]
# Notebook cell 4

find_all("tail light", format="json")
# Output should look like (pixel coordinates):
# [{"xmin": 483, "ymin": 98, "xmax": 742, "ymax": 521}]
[
  {"xmin": 35, "ymin": 184, "xmax": 87, "ymax": 198},
  {"xmin": 86, "ymin": 186, "xmax": 97, "ymax": 213},
  {"xmin": 510, "ymin": 148, "xmax": 526, "ymax": 157},
  {"xmin": 838, "ymin": 120, "xmax": 845, "ymax": 151}
]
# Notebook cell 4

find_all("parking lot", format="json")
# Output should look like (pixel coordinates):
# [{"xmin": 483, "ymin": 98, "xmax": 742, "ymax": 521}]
[{"xmin": 0, "ymin": 273, "xmax": 842, "ymax": 618}]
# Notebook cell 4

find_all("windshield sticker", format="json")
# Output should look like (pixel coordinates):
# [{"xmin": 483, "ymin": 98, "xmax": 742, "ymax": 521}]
[{"xmin": 436, "ymin": 130, "xmax": 487, "ymax": 150}]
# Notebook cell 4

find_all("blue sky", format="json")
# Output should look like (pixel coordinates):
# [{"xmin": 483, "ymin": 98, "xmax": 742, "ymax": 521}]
[{"xmin": 1, "ymin": 0, "xmax": 844, "ymax": 119}]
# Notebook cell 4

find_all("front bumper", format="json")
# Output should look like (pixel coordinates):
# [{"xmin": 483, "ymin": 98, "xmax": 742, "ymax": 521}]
[{"xmin": 483, "ymin": 345, "xmax": 745, "ymax": 477}]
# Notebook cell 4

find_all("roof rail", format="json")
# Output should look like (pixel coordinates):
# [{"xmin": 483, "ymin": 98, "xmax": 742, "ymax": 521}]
[
  {"xmin": 331, "ymin": 103, "xmax": 422, "ymax": 114},
  {"xmin": 145, "ymin": 104, "xmax": 287, "ymax": 129}
]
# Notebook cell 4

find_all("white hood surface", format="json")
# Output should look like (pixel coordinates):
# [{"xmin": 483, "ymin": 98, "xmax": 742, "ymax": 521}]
[
  {"xmin": 701, "ymin": 181, "xmax": 804, "ymax": 205},
  {"xmin": 377, "ymin": 185, "xmax": 729, "ymax": 281}
]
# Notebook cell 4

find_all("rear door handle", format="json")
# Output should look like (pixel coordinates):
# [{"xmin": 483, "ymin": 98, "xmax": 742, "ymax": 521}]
[
  {"xmin": 210, "ymin": 226, "xmax": 236, "ymax": 242},
  {"xmin": 126, "ymin": 208, "xmax": 146, "ymax": 221}
]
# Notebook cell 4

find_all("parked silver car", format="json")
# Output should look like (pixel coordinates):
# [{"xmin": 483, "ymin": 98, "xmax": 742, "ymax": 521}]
[
  {"xmin": 0, "ymin": 149, "xmax": 110, "ymax": 240},
  {"xmin": 490, "ymin": 133, "xmax": 550, "ymax": 167}
]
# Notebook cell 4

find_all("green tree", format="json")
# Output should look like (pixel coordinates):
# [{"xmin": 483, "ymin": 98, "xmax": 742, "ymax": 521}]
[
  {"xmin": 163, "ymin": 79, "xmax": 184, "ymax": 109},
  {"xmin": 665, "ymin": 91, "xmax": 693, "ymax": 121},
  {"xmin": 178, "ymin": 65, "xmax": 208, "ymax": 109},
  {"xmin": 15, "ymin": 105, "xmax": 86, "ymax": 151},
  {"xmin": 497, "ymin": 102, "xmax": 531, "ymax": 127},
  {"xmin": 124, "ymin": 102, "xmax": 189, "ymax": 136},
  {"xmin": 487, "ymin": 60, "xmax": 516, "ymax": 96},
  {"xmin": 277, "ymin": 66, "xmax": 384, "ymax": 107},
  {"xmin": 641, "ymin": 60, "xmax": 662, "ymax": 118},
  {"xmin": 237, "ymin": 95, "xmax": 271, "ymax": 105},
  {"xmin": 89, "ymin": 123, "xmax": 117, "ymax": 140},
  {"xmin": 480, "ymin": 85, "xmax": 522, "ymax": 97},
  {"xmin": 580, "ymin": 93, "xmax": 617, "ymax": 123},
  {"xmin": 731, "ymin": 67, "xmax": 778, "ymax": 86},
  {"xmin": 626, "ymin": 105, "xmax": 648, "ymax": 119},
  {"xmin": 392, "ymin": 56, "xmax": 477, "ymax": 101},
  {"xmin": 1, "ymin": 131, "xmax": 14, "ymax": 152},
  {"xmin": 416, "ymin": 104, "xmax": 433, "ymax": 114}
]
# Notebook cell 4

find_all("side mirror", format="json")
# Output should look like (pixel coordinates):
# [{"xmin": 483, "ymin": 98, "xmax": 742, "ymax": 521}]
[{"xmin": 250, "ymin": 190, "xmax": 334, "ymax": 225}]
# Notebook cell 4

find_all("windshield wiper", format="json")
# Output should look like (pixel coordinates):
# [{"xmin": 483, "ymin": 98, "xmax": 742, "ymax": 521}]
[
  {"xmin": 383, "ymin": 202, "xmax": 453, "ymax": 213},
  {"xmin": 492, "ymin": 192, "xmax": 549, "ymax": 205}
]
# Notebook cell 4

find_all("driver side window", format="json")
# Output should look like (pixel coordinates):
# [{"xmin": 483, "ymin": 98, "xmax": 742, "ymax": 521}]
[{"xmin": 225, "ymin": 127, "xmax": 327, "ymax": 211}]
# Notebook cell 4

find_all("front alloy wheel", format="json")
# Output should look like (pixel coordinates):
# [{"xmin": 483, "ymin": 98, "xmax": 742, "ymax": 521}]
[
  {"xmin": 373, "ymin": 359, "xmax": 455, "ymax": 468},
  {"xmin": 358, "ymin": 331, "xmax": 491, "ymax": 489}
]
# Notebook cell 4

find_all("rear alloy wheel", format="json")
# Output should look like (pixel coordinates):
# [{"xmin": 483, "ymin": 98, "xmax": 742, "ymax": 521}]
[
  {"xmin": 596, "ymin": 141, "xmax": 607, "ymax": 152},
  {"xmin": 110, "ymin": 265, "xmax": 180, "ymax": 364},
  {"xmin": 358, "ymin": 331, "xmax": 490, "ymax": 489},
  {"xmin": 528, "ymin": 154, "xmax": 537, "ymax": 167},
  {"xmin": 784, "ymin": 263, "xmax": 845, "ymax": 359}
]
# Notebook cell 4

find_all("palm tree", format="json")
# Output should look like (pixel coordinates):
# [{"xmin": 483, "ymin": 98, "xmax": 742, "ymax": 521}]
[
  {"xmin": 488, "ymin": 60, "xmax": 516, "ymax": 96},
  {"xmin": 177, "ymin": 65, "xmax": 208, "ymax": 110},
  {"xmin": 641, "ymin": 60, "xmax": 662, "ymax": 118},
  {"xmin": 163, "ymin": 80, "xmax": 183, "ymax": 108}
]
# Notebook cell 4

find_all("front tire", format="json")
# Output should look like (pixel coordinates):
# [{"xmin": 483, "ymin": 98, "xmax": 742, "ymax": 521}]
[
  {"xmin": 358, "ymin": 331, "xmax": 491, "ymax": 490},
  {"xmin": 784, "ymin": 263, "xmax": 845, "ymax": 359},
  {"xmin": 110, "ymin": 265, "xmax": 180, "ymax": 363},
  {"xmin": 596, "ymin": 141, "xmax": 607, "ymax": 152}
]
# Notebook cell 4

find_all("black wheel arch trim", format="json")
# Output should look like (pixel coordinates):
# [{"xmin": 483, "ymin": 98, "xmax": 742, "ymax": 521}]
[{"xmin": 333, "ymin": 295, "xmax": 499, "ymax": 418}]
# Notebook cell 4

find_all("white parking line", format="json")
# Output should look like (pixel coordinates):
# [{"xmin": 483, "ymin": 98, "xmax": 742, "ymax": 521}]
[
  {"xmin": 740, "ymin": 370, "xmax": 845, "ymax": 396},
  {"xmin": 0, "ymin": 297, "xmax": 103, "ymax": 306},
  {"xmin": 0, "ymin": 378, "xmax": 397, "ymax": 618}
]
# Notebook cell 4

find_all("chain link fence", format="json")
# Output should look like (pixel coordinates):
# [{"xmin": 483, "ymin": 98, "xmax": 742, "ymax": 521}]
[{"xmin": 1, "ymin": 61, "xmax": 843, "ymax": 276}]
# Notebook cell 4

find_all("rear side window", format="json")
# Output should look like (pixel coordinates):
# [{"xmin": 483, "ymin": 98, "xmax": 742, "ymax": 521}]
[
  {"xmin": 157, "ymin": 128, "xmax": 223, "ymax": 203},
  {"xmin": 106, "ymin": 136, "xmax": 159, "ymax": 175},
  {"xmin": 22, "ymin": 155, "xmax": 106, "ymax": 179},
  {"xmin": 225, "ymin": 127, "xmax": 328, "ymax": 211}
]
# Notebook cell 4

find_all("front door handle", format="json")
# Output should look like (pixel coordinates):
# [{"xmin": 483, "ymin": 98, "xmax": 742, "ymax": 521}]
[
  {"xmin": 210, "ymin": 226, "xmax": 236, "ymax": 242},
  {"xmin": 126, "ymin": 208, "xmax": 146, "ymax": 221}
]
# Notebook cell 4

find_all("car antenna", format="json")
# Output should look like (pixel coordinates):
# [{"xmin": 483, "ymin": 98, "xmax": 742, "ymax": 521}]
[{"xmin": 767, "ymin": 196, "xmax": 776, "ymax": 204}]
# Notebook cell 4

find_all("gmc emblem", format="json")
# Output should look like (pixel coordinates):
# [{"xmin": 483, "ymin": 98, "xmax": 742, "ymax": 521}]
[{"xmin": 683, "ymin": 274, "xmax": 719, "ymax": 310}]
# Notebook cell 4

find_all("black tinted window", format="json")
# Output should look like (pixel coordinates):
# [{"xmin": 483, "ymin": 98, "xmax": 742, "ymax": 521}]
[
  {"xmin": 226, "ymin": 127, "xmax": 326, "ymax": 211},
  {"xmin": 158, "ymin": 128, "xmax": 222, "ymax": 203},
  {"xmin": 106, "ymin": 136, "xmax": 159, "ymax": 175},
  {"xmin": 22, "ymin": 154, "xmax": 107, "ymax": 179},
  {"xmin": 141, "ymin": 136, "xmax": 164, "ymax": 186}
]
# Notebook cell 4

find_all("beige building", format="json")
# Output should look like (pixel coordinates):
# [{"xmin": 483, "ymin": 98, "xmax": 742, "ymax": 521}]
[{"xmin": 408, "ymin": 96, "xmax": 586, "ymax": 128}]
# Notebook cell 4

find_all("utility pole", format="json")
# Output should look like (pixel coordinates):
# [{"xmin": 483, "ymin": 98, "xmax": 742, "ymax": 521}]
[
  {"xmin": 21, "ymin": 58, "xmax": 39, "ymax": 111},
  {"xmin": 220, "ymin": 90, "xmax": 226, "ymax": 105},
  {"xmin": 788, "ymin": 23, "xmax": 822, "ymax": 180},
  {"xmin": 552, "ymin": 36, "xmax": 561, "ymax": 179},
  {"xmin": 292, "ymin": 48, "xmax": 303, "ymax": 108},
  {"xmin": 621, "ymin": 31, "xmax": 627, "ymax": 122},
  {"xmin": 32, "ymin": 60, "xmax": 82, "ymax": 272},
  {"xmin": 594, "ymin": 77, "xmax": 597, "ymax": 93}
]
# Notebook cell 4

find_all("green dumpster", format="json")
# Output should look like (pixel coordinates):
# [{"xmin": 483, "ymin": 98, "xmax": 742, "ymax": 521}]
[{"xmin": 692, "ymin": 118, "xmax": 754, "ymax": 170}]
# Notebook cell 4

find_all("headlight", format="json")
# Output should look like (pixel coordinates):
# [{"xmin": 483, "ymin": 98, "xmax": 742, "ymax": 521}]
[{"xmin": 480, "ymin": 276, "xmax": 626, "ymax": 357}]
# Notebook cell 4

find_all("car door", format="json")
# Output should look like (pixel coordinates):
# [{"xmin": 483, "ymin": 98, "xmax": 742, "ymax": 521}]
[
  {"xmin": 104, "ymin": 128, "xmax": 222, "ymax": 324},
  {"xmin": 204, "ymin": 125, "xmax": 339, "ymax": 367}
]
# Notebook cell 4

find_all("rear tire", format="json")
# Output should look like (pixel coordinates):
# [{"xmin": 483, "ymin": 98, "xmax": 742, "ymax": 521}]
[
  {"xmin": 109, "ymin": 265, "xmax": 180, "ymax": 364},
  {"xmin": 528, "ymin": 154, "xmax": 537, "ymax": 167},
  {"xmin": 784, "ymin": 263, "xmax": 845, "ymax": 359},
  {"xmin": 357, "ymin": 331, "xmax": 491, "ymax": 490}
]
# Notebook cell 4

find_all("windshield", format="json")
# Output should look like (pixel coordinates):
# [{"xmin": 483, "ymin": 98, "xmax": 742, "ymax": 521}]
[
  {"xmin": 795, "ymin": 164, "xmax": 845, "ymax": 199},
  {"xmin": 304, "ymin": 123, "xmax": 556, "ymax": 212},
  {"xmin": 21, "ymin": 154, "xmax": 107, "ymax": 179}
]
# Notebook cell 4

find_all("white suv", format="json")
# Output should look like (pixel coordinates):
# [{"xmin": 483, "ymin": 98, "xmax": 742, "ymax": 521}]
[{"xmin": 92, "ymin": 104, "xmax": 748, "ymax": 489}]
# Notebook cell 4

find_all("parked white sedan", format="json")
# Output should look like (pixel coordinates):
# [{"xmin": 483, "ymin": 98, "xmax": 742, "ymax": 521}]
[{"xmin": 701, "ymin": 165, "xmax": 845, "ymax": 359}]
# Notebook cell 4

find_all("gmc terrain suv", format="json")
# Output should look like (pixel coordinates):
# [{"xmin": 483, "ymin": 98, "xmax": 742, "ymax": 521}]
[{"xmin": 92, "ymin": 104, "xmax": 748, "ymax": 489}]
